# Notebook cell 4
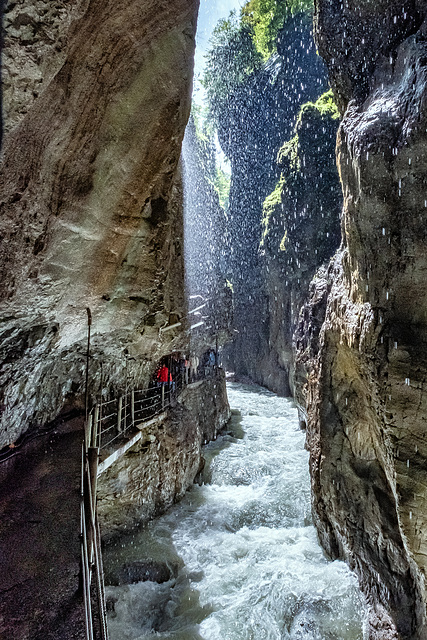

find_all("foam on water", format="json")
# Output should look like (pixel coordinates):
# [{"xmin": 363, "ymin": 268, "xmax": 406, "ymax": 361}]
[{"xmin": 105, "ymin": 383, "xmax": 366, "ymax": 639}]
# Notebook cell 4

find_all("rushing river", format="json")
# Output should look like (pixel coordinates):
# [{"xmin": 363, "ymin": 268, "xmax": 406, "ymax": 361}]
[{"xmin": 105, "ymin": 382, "xmax": 366, "ymax": 639}]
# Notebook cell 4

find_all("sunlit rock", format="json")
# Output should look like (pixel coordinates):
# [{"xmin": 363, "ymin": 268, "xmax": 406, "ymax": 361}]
[{"xmin": 0, "ymin": 0, "xmax": 199, "ymax": 448}]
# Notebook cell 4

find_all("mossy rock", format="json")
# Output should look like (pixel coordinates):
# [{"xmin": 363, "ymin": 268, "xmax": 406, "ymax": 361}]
[{"xmin": 260, "ymin": 90, "xmax": 342, "ymax": 278}]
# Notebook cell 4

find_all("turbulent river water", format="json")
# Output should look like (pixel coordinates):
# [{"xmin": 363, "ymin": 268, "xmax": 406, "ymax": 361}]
[{"xmin": 105, "ymin": 382, "xmax": 366, "ymax": 639}]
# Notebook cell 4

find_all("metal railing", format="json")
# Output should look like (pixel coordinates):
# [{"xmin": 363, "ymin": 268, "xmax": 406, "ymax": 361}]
[
  {"xmin": 80, "ymin": 371, "xmax": 189, "ymax": 639},
  {"xmin": 94, "ymin": 371, "xmax": 192, "ymax": 451},
  {"xmin": 80, "ymin": 361, "xmax": 218, "ymax": 637},
  {"xmin": 81, "ymin": 410, "xmax": 109, "ymax": 640}
]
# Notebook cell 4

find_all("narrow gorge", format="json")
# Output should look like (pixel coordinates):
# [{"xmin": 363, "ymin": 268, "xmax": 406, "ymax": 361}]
[{"xmin": 1, "ymin": 1, "xmax": 427, "ymax": 639}]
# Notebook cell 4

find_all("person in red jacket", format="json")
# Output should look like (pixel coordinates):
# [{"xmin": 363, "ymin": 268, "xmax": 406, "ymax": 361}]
[{"xmin": 157, "ymin": 364, "xmax": 171, "ymax": 385}]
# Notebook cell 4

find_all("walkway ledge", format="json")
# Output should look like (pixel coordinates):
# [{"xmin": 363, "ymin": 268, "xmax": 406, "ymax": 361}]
[{"xmin": 98, "ymin": 412, "xmax": 167, "ymax": 476}]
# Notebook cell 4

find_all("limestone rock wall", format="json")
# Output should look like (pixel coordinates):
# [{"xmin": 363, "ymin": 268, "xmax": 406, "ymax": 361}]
[
  {"xmin": 218, "ymin": 15, "xmax": 328, "ymax": 387},
  {"xmin": 0, "ymin": 0, "xmax": 200, "ymax": 448},
  {"xmin": 97, "ymin": 371, "xmax": 230, "ymax": 541},
  {"xmin": 300, "ymin": 2, "xmax": 427, "ymax": 637},
  {"xmin": 260, "ymin": 93, "xmax": 341, "ymax": 397}
]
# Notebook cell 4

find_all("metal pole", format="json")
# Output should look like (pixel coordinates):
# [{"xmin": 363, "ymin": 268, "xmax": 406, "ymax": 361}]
[
  {"xmin": 131, "ymin": 390, "xmax": 135, "ymax": 427},
  {"xmin": 161, "ymin": 384, "xmax": 165, "ymax": 411},
  {"xmin": 124, "ymin": 353, "xmax": 128, "ymax": 434},
  {"xmin": 81, "ymin": 441, "xmax": 94, "ymax": 640},
  {"xmin": 95, "ymin": 513, "xmax": 109, "ymax": 640},
  {"xmin": 117, "ymin": 397, "xmax": 123, "ymax": 433},
  {"xmin": 99, "ymin": 361, "xmax": 103, "ymax": 449},
  {"xmin": 81, "ymin": 501, "xmax": 94, "ymax": 640},
  {"xmin": 85, "ymin": 308, "xmax": 92, "ymax": 421},
  {"xmin": 93, "ymin": 405, "xmax": 99, "ymax": 449},
  {"xmin": 88, "ymin": 448, "xmax": 99, "ymax": 517},
  {"xmin": 86, "ymin": 413, "xmax": 93, "ymax": 452}
]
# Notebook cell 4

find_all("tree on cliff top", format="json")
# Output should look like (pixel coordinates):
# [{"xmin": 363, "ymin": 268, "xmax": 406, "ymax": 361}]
[
  {"xmin": 203, "ymin": 1, "xmax": 314, "ymax": 134},
  {"xmin": 241, "ymin": 0, "xmax": 314, "ymax": 59},
  {"xmin": 203, "ymin": 12, "xmax": 262, "ymax": 132}
]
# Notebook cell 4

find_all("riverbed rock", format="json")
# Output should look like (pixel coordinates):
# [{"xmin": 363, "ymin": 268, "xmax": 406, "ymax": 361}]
[
  {"xmin": 108, "ymin": 560, "xmax": 176, "ymax": 586},
  {"xmin": 0, "ymin": 0, "xmax": 199, "ymax": 448},
  {"xmin": 300, "ymin": 3, "xmax": 427, "ymax": 637}
]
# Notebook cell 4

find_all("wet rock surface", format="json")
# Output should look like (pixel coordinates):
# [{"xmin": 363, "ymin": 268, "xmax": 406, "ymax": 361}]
[
  {"xmin": 220, "ymin": 15, "xmax": 328, "ymax": 390},
  {"xmin": 0, "ymin": 0, "xmax": 199, "ymax": 448},
  {"xmin": 260, "ymin": 92, "xmax": 342, "ymax": 396},
  {"xmin": 299, "ymin": 3, "xmax": 427, "ymax": 638},
  {"xmin": 0, "ymin": 418, "xmax": 85, "ymax": 640},
  {"xmin": 107, "ymin": 560, "xmax": 177, "ymax": 586}
]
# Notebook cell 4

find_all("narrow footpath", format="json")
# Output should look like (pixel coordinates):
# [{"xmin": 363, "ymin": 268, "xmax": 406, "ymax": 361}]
[{"xmin": 0, "ymin": 417, "xmax": 85, "ymax": 640}]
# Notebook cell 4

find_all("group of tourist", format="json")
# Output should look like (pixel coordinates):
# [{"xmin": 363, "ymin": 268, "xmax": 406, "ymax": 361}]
[{"xmin": 154, "ymin": 349, "xmax": 218, "ymax": 391}]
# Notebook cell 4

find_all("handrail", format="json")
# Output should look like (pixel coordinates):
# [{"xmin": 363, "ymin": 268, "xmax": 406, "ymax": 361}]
[
  {"xmin": 80, "ymin": 360, "xmax": 219, "ymax": 636},
  {"xmin": 96, "ymin": 373, "xmax": 190, "ymax": 451},
  {"xmin": 81, "ymin": 409, "xmax": 109, "ymax": 640}
]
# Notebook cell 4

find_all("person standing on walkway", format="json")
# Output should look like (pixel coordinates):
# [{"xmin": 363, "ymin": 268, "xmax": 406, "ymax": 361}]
[
  {"xmin": 157, "ymin": 364, "xmax": 171, "ymax": 386},
  {"xmin": 190, "ymin": 354, "xmax": 199, "ymax": 382}
]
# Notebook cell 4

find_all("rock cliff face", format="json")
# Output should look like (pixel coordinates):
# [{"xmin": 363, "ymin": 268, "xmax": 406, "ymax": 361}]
[
  {"xmin": 0, "ymin": 0, "xmax": 199, "ymax": 448},
  {"xmin": 260, "ymin": 92, "xmax": 341, "ymax": 397},
  {"xmin": 218, "ymin": 14, "xmax": 328, "ymax": 387},
  {"xmin": 97, "ymin": 372, "xmax": 230, "ymax": 541},
  {"xmin": 299, "ymin": 2, "xmax": 427, "ymax": 637}
]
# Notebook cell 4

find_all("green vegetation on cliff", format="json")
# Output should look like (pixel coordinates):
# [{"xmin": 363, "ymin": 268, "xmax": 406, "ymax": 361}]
[
  {"xmin": 261, "ymin": 89, "xmax": 341, "ymax": 262},
  {"xmin": 203, "ymin": 14, "xmax": 262, "ymax": 131},
  {"xmin": 214, "ymin": 165, "xmax": 231, "ymax": 211},
  {"xmin": 203, "ymin": 0, "xmax": 314, "ymax": 131},
  {"xmin": 241, "ymin": 0, "xmax": 314, "ymax": 59},
  {"xmin": 298, "ymin": 89, "xmax": 340, "ymax": 121},
  {"xmin": 190, "ymin": 106, "xmax": 231, "ymax": 212}
]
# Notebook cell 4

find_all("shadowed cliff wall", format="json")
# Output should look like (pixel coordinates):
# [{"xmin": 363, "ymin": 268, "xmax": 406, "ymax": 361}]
[
  {"xmin": 217, "ymin": 15, "xmax": 328, "ymax": 387},
  {"xmin": 300, "ymin": 2, "xmax": 427, "ymax": 637},
  {"xmin": 260, "ymin": 92, "xmax": 341, "ymax": 397}
]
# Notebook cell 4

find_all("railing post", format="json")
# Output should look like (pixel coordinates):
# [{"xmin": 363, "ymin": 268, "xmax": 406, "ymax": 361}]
[
  {"xmin": 85, "ymin": 308, "xmax": 92, "ymax": 421},
  {"xmin": 131, "ymin": 390, "xmax": 135, "ymax": 426},
  {"xmin": 124, "ymin": 352, "xmax": 128, "ymax": 433},
  {"xmin": 81, "ymin": 500, "xmax": 94, "ymax": 640},
  {"xmin": 86, "ymin": 413, "xmax": 93, "ymax": 451},
  {"xmin": 117, "ymin": 397, "xmax": 123, "ymax": 433},
  {"xmin": 95, "ymin": 514, "xmax": 109, "ymax": 640},
  {"xmin": 161, "ymin": 385, "xmax": 165, "ymax": 410},
  {"xmin": 99, "ymin": 361, "xmax": 104, "ymax": 449},
  {"xmin": 93, "ymin": 405, "xmax": 100, "ymax": 448}
]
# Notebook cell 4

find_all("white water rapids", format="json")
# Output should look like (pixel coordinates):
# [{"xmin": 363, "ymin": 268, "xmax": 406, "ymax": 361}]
[{"xmin": 105, "ymin": 382, "xmax": 366, "ymax": 639}]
